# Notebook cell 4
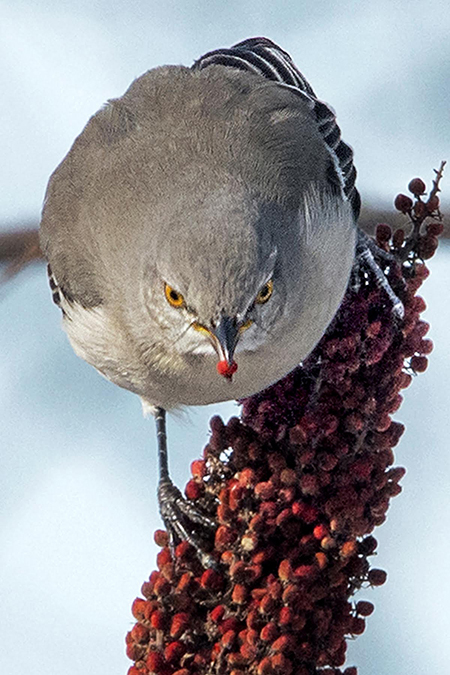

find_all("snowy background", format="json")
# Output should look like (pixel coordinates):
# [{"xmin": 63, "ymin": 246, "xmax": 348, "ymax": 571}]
[{"xmin": 1, "ymin": 1, "xmax": 449, "ymax": 674}]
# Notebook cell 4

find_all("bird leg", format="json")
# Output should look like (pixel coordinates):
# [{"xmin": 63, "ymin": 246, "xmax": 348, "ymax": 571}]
[
  {"xmin": 353, "ymin": 229, "xmax": 405, "ymax": 319},
  {"xmin": 155, "ymin": 407, "xmax": 217, "ymax": 568}
]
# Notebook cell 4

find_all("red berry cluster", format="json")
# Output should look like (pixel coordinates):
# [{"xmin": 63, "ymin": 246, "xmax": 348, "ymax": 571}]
[
  {"xmin": 126, "ymin": 173, "xmax": 444, "ymax": 675},
  {"xmin": 392, "ymin": 167, "xmax": 445, "ymax": 262}
]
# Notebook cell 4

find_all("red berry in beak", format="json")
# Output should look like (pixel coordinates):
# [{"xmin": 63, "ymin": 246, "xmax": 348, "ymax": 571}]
[{"xmin": 217, "ymin": 360, "xmax": 238, "ymax": 380}]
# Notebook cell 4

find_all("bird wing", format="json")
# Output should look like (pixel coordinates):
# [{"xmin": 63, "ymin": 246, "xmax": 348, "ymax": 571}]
[{"xmin": 193, "ymin": 37, "xmax": 360, "ymax": 220}]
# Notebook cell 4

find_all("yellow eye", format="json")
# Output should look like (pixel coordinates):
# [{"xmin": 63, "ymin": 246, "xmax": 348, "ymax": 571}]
[
  {"xmin": 164, "ymin": 283, "xmax": 185, "ymax": 308},
  {"xmin": 255, "ymin": 279, "xmax": 274, "ymax": 304},
  {"xmin": 239, "ymin": 319, "xmax": 253, "ymax": 332}
]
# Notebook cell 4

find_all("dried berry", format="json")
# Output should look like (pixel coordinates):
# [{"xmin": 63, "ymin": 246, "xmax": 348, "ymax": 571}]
[
  {"xmin": 408, "ymin": 177, "xmax": 426, "ymax": 196},
  {"xmin": 414, "ymin": 201, "xmax": 428, "ymax": 219},
  {"xmin": 427, "ymin": 194, "xmax": 440, "ymax": 212},
  {"xmin": 355, "ymin": 600, "xmax": 375, "ymax": 616},
  {"xmin": 426, "ymin": 221, "xmax": 444, "ymax": 236},
  {"xmin": 394, "ymin": 193, "xmax": 413, "ymax": 213},
  {"xmin": 367, "ymin": 569, "xmax": 388, "ymax": 586},
  {"xmin": 375, "ymin": 223, "xmax": 392, "ymax": 243}
]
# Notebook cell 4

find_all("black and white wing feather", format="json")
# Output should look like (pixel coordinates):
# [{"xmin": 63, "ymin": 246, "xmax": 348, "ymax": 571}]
[{"xmin": 193, "ymin": 37, "xmax": 360, "ymax": 220}]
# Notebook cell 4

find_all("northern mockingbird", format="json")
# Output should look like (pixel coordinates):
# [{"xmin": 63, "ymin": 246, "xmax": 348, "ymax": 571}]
[{"xmin": 40, "ymin": 38, "xmax": 394, "ymax": 559}]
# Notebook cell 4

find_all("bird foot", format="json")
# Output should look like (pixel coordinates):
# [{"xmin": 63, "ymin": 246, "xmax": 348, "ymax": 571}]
[
  {"xmin": 353, "ymin": 229, "xmax": 405, "ymax": 319},
  {"xmin": 157, "ymin": 479, "xmax": 218, "ymax": 568}
]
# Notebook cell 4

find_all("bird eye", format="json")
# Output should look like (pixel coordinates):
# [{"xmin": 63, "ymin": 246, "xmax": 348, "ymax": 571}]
[
  {"xmin": 239, "ymin": 319, "xmax": 253, "ymax": 332},
  {"xmin": 255, "ymin": 279, "xmax": 274, "ymax": 304},
  {"xmin": 164, "ymin": 283, "xmax": 185, "ymax": 308}
]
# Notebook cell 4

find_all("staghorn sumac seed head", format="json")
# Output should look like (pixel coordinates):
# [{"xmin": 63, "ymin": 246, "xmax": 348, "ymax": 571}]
[{"xmin": 126, "ymin": 176, "xmax": 443, "ymax": 674}]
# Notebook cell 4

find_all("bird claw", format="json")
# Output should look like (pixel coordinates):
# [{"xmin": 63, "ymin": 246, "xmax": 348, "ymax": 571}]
[
  {"xmin": 157, "ymin": 479, "xmax": 218, "ymax": 568},
  {"xmin": 353, "ymin": 230, "xmax": 405, "ymax": 320}
]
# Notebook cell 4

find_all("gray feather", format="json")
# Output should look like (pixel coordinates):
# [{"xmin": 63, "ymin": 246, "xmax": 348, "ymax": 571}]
[{"xmin": 40, "ymin": 62, "xmax": 356, "ymax": 409}]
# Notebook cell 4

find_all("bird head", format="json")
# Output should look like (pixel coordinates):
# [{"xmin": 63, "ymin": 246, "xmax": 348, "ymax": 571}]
[{"xmin": 148, "ymin": 184, "xmax": 282, "ymax": 381}]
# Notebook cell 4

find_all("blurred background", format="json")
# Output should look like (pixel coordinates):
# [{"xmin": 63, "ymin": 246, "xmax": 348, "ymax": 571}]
[{"xmin": 1, "ymin": 1, "xmax": 449, "ymax": 674}]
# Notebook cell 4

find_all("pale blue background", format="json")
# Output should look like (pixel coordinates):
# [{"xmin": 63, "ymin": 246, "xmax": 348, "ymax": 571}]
[{"xmin": 1, "ymin": 2, "xmax": 449, "ymax": 674}]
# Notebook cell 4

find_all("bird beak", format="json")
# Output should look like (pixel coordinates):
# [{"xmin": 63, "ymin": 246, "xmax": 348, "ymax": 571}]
[
  {"xmin": 213, "ymin": 315, "xmax": 239, "ymax": 366},
  {"xmin": 192, "ymin": 315, "xmax": 240, "ymax": 380}
]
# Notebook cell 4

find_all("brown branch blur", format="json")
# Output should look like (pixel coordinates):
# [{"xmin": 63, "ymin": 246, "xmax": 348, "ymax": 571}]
[{"xmin": 0, "ymin": 227, "xmax": 42, "ymax": 281}]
